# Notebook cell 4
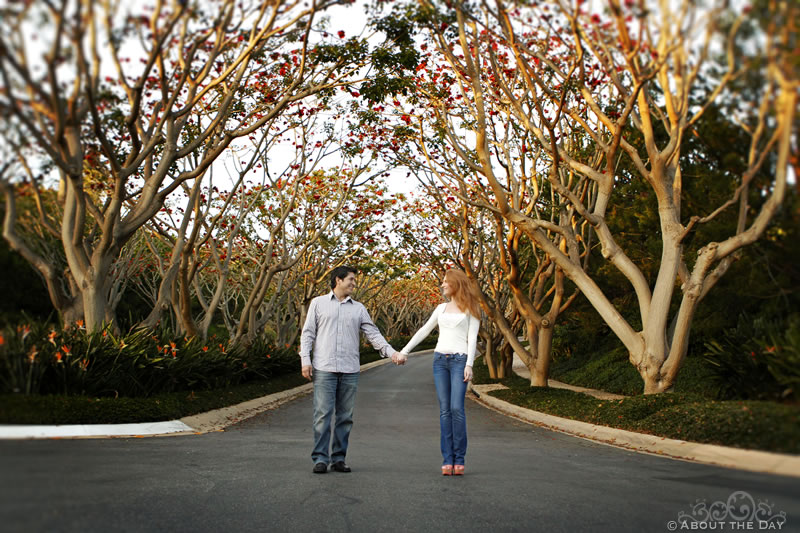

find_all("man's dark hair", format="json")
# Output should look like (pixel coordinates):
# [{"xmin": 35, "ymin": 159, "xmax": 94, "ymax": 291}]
[{"xmin": 330, "ymin": 266, "xmax": 357, "ymax": 290}]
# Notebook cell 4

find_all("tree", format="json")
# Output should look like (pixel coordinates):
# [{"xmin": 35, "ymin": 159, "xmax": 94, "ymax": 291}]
[
  {"xmin": 430, "ymin": 0, "xmax": 797, "ymax": 393},
  {"xmin": 0, "ymin": 0, "xmax": 393, "ymax": 331},
  {"xmin": 369, "ymin": 2, "xmax": 586, "ymax": 385},
  {"xmin": 392, "ymin": 180, "xmax": 524, "ymax": 379}
]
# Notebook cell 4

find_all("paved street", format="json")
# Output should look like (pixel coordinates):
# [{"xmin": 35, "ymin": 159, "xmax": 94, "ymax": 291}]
[{"xmin": 1, "ymin": 352, "xmax": 798, "ymax": 533}]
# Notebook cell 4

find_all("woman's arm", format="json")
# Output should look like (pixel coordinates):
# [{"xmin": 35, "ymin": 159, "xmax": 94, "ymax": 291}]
[
  {"xmin": 400, "ymin": 304, "xmax": 443, "ymax": 354},
  {"xmin": 465, "ymin": 312, "xmax": 480, "ymax": 367}
]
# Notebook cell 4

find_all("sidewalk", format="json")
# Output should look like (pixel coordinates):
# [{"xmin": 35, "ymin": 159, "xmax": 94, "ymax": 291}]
[{"xmin": 468, "ymin": 354, "xmax": 800, "ymax": 478}]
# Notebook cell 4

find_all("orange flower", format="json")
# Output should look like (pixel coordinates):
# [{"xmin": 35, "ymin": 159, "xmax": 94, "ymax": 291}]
[
  {"xmin": 266, "ymin": 354, "xmax": 271, "ymax": 359},
  {"xmin": 0, "ymin": 333, "xmax": 4, "ymax": 346},
  {"xmin": 61, "ymin": 345, "xmax": 71, "ymax": 356},
  {"xmin": 55, "ymin": 352, "xmax": 63, "ymax": 363},
  {"xmin": 48, "ymin": 330, "xmax": 57, "ymax": 346},
  {"xmin": 76, "ymin": 320, "xmax": 85, "ymax": 329},
  {"xmin": 202, "ymin": 346, "xmax": 209, "ymax": 352},
  {"xmin": 79, "ymin": 358, "xmax": 89, "ymax": 371},
  {"xmin": 28, "ymin": 345, "xmax": 38, "ymax": 363}
]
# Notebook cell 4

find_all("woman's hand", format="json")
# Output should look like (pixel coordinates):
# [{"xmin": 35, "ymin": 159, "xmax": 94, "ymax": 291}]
[{"xmin": 463, "ymin": 365, "xmax": 473, "ymax": 382}]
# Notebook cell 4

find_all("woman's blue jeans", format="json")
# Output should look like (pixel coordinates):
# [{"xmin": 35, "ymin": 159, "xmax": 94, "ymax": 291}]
[
  {"xmin": 433, "ymin": 352, "xmax": 468, "ymax": 466},
  {"xmin": 311, "ymin": 370, "xmax": 359, "ymax": 465}
]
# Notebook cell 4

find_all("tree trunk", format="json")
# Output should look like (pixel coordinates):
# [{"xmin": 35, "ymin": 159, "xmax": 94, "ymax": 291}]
[
  {"xmin": 498, "ymin": 343, "xmax": 514, "ymax": 379},
  {"xmin": 177, "ymin": 253, "xmax": 198, "ymax": 337},
  {"xmin": 60, "ymin": 299, "xmax": 84, "ymax": 326},
  {"xmin": 140, "ymin": 262, "xmax": 181, "ymax": 330},
  {"xmin": 82, "ymin": 277, "xmax": 109, "ymax": 332},
  {"xmin": 197, "ymin": 272, "xmax": 227, "ymax": 340},
  {"xmin": 483, "ymin": 331, "xmax": 498, "ymax": 379},
  {"xmin": 529, "ymin": 322, "xmax": 555, "ymax": 387}
]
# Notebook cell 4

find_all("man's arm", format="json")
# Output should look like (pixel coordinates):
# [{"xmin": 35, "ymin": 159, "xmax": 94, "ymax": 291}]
[
  {"xmin": 359, "ymin": 305, "xmax": 396, "ymax": 359},
  {"xmin": 299, "ymin": 299, "xmax": 318, "ymax": 380}
]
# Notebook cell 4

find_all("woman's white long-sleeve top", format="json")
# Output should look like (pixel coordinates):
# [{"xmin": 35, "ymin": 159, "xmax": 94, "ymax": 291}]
[{"xmin": 400, "ymin": 303, "xmax": 480, "ymax": 366}]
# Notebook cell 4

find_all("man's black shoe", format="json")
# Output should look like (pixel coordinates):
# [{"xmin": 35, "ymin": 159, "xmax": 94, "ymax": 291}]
[
  {"xmin": 331, "ymin": 461, "xmax": 351, "ymax": 473},
  {"xmin": 313, "ymin": 462, "xmax": 328, "ymax": 474}
]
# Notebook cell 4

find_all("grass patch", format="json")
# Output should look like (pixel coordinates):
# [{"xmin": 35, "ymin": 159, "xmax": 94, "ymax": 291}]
[
  {"xmin": 472, "ymin": 356, "xmax": 800, "ymax": 454},
  {"xmin": 549, "ymin": 345, "xmax": 719, "ymax": 398},
  {"xmin": 550, "ymin": 346, "xmax": 643, "ymax": 396},
  {"xmin": 0, "ymin": 373, "xmax": 309, "ymax": 424}
]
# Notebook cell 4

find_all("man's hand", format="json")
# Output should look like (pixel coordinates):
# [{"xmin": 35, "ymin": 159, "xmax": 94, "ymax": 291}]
[
  {"xmin": 463, "ymin": 365, "xmax": 473, "ymax": 382},
  {"xmin": 391, "ymin": 353, "xmax": 407, "ymax": 366},
  {"xmin": 302, "ymin": 365, "xmax": 313, "ymax": 381}
]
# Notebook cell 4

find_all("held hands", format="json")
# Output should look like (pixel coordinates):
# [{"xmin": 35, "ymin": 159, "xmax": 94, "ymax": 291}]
[
  {"xmin": 391, "ymin": 352, "xmax": 407, "ymax": 366},
  {"xmin": 463, "ymin": 365, "xmax": 473, "ymax": 383}
]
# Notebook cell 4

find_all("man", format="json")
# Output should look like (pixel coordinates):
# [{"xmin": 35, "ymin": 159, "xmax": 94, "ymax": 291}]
[{"xmin": 300, "ymin": 266, "xmax": 404, "ymax": 474}]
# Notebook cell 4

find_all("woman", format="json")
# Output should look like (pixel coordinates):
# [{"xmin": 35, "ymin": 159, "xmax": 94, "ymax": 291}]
[{"xmin": 399, "ymin": 269, "xmax": 481, "ymax": 476}]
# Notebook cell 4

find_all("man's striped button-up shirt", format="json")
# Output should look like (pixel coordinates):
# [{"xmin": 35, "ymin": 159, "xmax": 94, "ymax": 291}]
[{"xmin": 299, "ymin": 292, "xmax": 396, "ymax": 373}]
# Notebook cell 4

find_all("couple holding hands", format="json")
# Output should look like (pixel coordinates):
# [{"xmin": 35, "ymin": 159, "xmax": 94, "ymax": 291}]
[{"xmin": 300, "ymin": 266, "xmax": 480, "ymax": 476}]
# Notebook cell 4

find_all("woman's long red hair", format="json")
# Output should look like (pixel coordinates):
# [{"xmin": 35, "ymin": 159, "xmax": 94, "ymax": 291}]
[{"xmin": 445, "ymin": 269, "xmax": 481, "ymax": 318}]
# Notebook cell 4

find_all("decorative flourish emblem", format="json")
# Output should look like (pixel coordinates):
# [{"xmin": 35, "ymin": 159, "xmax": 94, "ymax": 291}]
[{"xmin": 671, "ymin": 491, "xmax": 787, "ymax": 531}]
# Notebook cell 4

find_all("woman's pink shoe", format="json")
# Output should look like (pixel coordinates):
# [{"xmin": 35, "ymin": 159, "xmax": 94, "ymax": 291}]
[
  {"xmin": 453, "ymin": 465, "xmax": 465, "ymax": 475},
  {"xmin": 441, "ymin": 465, "xmax": 453, "ymax": 476}
]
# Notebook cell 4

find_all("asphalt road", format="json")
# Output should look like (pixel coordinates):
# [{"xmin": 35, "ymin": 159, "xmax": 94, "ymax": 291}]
[{"xmin": 1, "ymin": 352, "xmax": 798, "ymax": 533}]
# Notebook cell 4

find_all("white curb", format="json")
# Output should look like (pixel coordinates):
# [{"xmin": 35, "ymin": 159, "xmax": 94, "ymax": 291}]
[{"xmin": 0, "ymin": 420, "xmax": 195, "ymax": 439}]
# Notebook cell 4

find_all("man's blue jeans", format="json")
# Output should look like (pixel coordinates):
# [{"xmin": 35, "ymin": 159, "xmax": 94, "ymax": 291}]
[
  {"xmin": 432, "ymin": 352, "xmax": 468, "ymax": 466},
  {"xmin": 311, "ymin": 370, "xmax": 359, "ymax": 464}
]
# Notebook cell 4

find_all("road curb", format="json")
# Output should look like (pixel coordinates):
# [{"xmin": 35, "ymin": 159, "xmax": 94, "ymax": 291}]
[{"xmin": 471, "ymin": 384, "xmax": 800, "ymax": 479}]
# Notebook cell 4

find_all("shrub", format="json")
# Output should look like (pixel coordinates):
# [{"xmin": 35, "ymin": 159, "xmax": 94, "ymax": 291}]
[
  {"xmin": 0, "ymin": 320, "xmax": 298, "ymax": 398},
  {"xmin": 757, "ymin": 314, "xmax": 800, "ymax": 399},
  {"xmin": 703, "ymin": 313, "xmax": 798, "ymax": 401}
]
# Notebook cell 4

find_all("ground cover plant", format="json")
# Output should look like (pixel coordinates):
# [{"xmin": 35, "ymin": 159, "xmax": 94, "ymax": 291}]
[{"xmin": 472, "ymin": 358, "xmax": 800, "ymax": 455}]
